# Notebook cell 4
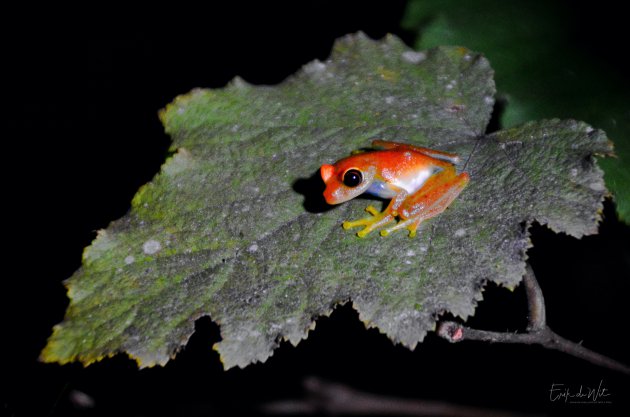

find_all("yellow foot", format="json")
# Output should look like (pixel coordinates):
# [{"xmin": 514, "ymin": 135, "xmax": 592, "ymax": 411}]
[{"xmin": 342, "ymin": 206, "xmax": 394, "ymax": 237}]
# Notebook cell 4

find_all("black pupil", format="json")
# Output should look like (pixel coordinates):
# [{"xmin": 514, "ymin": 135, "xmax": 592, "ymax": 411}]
[{"xmin": 343, "ymin": 169, "xmax": 362, "ymax": 187}]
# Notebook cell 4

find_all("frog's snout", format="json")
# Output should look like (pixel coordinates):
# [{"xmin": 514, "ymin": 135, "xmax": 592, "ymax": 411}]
[
  {"xmin": 322, "ymin": 184, "xmax": 339, "ymax": 205},
  {"xmin": 320, "ymin": 164, "xmax": 334, "ymax": 183},
  {"xmin": 320, "ymin": 165, "xmax": 339, "ymax": 205}
]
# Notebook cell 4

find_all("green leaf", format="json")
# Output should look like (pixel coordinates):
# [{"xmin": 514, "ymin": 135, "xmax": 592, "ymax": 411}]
[
  {"xmin": 401, "ymin": 0, "xmax": 630, "ymax": 221},
  {"xmin": 41, "ymin": 33, "xmax": 611, "ymax": 369}
]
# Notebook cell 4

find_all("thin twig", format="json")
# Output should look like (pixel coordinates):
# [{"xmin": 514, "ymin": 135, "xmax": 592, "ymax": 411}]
[
  {"xmin": 437, "ymin": 263, "xmax": 630, "ymax": 375},
  {"xmin": 260, "ymin": 377, "xmax": 544, "ymax": 417}
]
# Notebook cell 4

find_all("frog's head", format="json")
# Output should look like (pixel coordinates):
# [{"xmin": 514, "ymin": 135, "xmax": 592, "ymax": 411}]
[{"xmin": 320, "ymin": 157, "xmax": 376, "ymax": 204}]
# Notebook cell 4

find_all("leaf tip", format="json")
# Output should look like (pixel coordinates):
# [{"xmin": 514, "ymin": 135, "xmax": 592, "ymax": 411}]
[{"xmin": 39, "ymin": 324, "xmax": 109, "ymax": 367}]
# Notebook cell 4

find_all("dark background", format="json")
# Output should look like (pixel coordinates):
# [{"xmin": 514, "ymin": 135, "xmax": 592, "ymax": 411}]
[{"xmin": 8, "ymin": 2, "xmax": 629, "ymax": 416}]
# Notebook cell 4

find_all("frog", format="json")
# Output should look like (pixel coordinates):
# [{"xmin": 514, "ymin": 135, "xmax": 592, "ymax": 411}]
[{"xmin": 320, "ymin": 140, "xmax": 469, "ymax": 237}]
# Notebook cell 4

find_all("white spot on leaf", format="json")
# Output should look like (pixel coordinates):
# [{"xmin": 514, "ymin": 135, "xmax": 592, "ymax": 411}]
[
  {"xmin": 402, "ymin": 50, "xmax": 426, "ymax": 64},
  {"xmin": 143, "ymin": 240, "xmax": 162, "ymax": 255},
  {"xmin": 304, "ymin": 60, "xmax": 327, "ymax": 74}
]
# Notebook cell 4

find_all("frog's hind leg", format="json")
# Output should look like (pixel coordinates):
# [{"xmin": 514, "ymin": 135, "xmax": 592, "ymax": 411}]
[
  {"xmin": 381, "ymin": 167, "xmax": 469, "ymax": 237},
  {"xmin": 413, "ymin": 170, "xmax": 469, "ymax": 218}
]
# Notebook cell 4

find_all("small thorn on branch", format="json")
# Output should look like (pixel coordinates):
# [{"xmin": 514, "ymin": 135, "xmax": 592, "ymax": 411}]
[
  {"xmin": 523, "ymin": 264, "xmax": 546, "ymax": 332},
  {"xmin": 436, "ymin": 263, "xmax": 630, "ymax": 375}
]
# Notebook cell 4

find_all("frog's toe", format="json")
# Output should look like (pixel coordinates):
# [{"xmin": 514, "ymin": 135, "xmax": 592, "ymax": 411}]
[
  {"xmin": 406, "ymin": 219, "xmax": 422, "ymax": 237},
  {"xmin": 365, "ymin": 205, "xmax": 381, "ymax": 216},
  {"xmin": 380, "ymin": 218, "xmax": 420, "ymax": 238},
  {"xmin": 343, "ymin": 218, "xmax": 369, "ymax": 230}
]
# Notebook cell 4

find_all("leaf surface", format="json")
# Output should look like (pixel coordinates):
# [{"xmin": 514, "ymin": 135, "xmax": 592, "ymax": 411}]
[{"xmin": 42, "ymin": 33, "xmax": 611, "ymax": 369}]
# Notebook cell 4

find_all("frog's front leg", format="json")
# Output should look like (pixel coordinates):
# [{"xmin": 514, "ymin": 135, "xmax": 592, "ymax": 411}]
[
  {"xmin": 381, "ymin": 166, "xmax": 469, "ymax": 237},
  {"xmin": 342, "ymin": 189, "xmax": 408, "ymax": 237}
]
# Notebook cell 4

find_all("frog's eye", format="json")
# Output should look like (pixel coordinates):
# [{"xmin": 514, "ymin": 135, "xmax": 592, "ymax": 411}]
[{"xmin": 342, "ymin": 169, "xmax": 363, "ymax": 187}]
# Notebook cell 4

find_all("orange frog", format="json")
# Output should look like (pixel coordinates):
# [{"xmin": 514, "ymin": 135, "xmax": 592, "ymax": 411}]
[{"xmin": 320, "ymin": 140, "xmax": 469, "ymax": 237}]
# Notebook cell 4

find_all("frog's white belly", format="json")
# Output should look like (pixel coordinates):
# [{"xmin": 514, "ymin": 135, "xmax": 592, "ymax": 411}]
[
  {"xmin": 393, "ymin": 167, "xmax": 436, "ymax": 194},
  {"xmin": 367, "ymin": 166, "xmax": 439, "ymax": 198}
]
